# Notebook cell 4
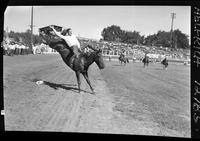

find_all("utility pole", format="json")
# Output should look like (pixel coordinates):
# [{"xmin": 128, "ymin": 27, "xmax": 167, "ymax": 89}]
[
  {"xmin": 29, "ymin": 6, "xmax": 36, "ymax": 53},
  {"xmin": 170, "ymin": 13, "xmax": 176, "ymax": 49},
  {"xmin": 30, "ymin": 6, "xmax": 33, "ymax": 53},
  {"xmin": 6, "ymin": 26, "xmax": 9, "ymax": 43}
]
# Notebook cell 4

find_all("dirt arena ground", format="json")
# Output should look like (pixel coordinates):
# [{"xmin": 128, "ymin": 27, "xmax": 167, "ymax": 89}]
[{"xmin": 3, "ymin": 54, "xmax": 190, "ymax": 137}]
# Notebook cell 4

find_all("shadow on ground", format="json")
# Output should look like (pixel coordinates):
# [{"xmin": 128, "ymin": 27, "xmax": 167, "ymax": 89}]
[{"xmin": 31, "ymin": 78, "xmax": 93, "ymax": 94}]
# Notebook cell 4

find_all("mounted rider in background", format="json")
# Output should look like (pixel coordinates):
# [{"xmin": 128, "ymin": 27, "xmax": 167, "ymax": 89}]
[{"xmin": 120, "ymin": 49, "xmax": 126, "ymax": 58}]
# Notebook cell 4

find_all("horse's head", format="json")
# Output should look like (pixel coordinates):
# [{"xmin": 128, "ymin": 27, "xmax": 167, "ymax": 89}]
[
  {"xmin": 95, "ymin": 49, "xmax": 105, "ymax": 69},
  {"xmin": 38, "ymin": 25, "xmax": 68, "ymax": 51},
  {"xmin": 87, "ymin": 45, "xmax": 105, "ymax": 69}
]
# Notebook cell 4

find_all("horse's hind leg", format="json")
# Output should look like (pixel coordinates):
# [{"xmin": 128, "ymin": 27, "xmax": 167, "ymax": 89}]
[
  {"xmin": 82, "ymin": 72, "xmax": 94, "ymax": 94},
  {"xmin": 75, "ymin": 71, "xmax": 81, "ymax": 93}
]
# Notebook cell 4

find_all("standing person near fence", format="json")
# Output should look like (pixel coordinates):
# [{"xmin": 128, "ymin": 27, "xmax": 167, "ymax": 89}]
[
  {"xmin": 15, "ymin": 43, "xmax": 20, "ymax": 55},
  {"xmin": 21, "ymin": 43, "xmax": 25, "ymax": 55},
  {"xmin": 9, "ymin": 42, "xmax": 15, "ymax": 56},
  {"xmin": 2, "ymin": 41, "xmax": 8, "ymax": 55}
]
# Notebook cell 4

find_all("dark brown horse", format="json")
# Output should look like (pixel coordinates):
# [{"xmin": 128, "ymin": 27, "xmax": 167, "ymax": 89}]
[
  {"xmin": 119, "ymin": 54, "xmax": 129, "ymax": 65},
  {"xmin": 39, "ymin": 25, "xmax": 105, "ymax": 94},
  {"xmin": 142, "ymin": 54, "xmax": 149, "ymax": 68},
  {"xmin": 161, "ymin": 57, "xmax": 168, "ymax": 69}
]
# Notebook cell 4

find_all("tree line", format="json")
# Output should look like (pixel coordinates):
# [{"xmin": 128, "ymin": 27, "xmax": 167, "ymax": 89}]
[
  {"xmin": 101, "ymin": 25, "xmax": 190, "ymax": 49},
  {"xmin": 4, "ymin": 25, "xmax": 190, "ymax": 49}
]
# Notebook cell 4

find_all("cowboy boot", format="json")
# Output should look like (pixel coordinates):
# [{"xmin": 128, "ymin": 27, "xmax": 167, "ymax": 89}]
[{"xmin": 70, "ymin": 55, "xmax": 75, "ymax": 68}]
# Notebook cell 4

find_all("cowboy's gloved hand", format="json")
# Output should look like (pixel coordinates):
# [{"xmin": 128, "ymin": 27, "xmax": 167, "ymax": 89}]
[{"xmin": 49, "ymin": 25, "xmax": 55, "ymax": 30}]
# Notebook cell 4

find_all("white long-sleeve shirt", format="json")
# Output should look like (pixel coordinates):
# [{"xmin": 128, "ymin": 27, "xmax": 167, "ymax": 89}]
[{"xmin": 53, "ymin": 28, "xmax": 80, "ymax": 49}]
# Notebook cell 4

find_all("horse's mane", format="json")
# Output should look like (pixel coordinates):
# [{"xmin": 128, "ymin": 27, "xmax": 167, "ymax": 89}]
[{"xmin": 80, "ymin": 51, "xmax": 96, "ymax": 60}]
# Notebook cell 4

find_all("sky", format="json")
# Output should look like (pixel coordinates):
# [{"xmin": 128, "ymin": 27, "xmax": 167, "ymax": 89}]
[{"xmin": 4, "ymin": 6, "xmax": 191, "ymax": 40}]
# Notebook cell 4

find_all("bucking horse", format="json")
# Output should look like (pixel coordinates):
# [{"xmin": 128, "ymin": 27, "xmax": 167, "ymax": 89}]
[{"xmin": 39, "ymin": 25, "xmax": 105, "ymax": 94}]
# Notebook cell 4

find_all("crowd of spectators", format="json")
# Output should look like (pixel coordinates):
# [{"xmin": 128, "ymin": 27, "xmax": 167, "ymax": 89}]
[
  {"xmin": 2, "ymin": 40, "xmax": 32, "ymax": 56},
  {"xmin": 79, "ymin": 38, "xmax": 190, "ymax": 62},
  {"xmin": 2, "ymin": 37, "xmax": 190, "ymax": 63},
  {"xmin": 1, "ymin": 39, "xmax": 58, "ymax": 56}
]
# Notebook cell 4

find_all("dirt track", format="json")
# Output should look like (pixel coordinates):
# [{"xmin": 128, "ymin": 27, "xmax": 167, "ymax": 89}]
[{"xmin": 3, "ymin": 54, "xmax": 190, "ymax": 137}]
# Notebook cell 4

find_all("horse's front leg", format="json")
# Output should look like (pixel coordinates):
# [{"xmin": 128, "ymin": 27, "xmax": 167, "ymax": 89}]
[
  {"xmin": 82, "ymin": 72, "xmax": 94, "ymax": 94},
  {"xmin": 75, "ymin": 71, "xmax": 81, "ymax": 93}
]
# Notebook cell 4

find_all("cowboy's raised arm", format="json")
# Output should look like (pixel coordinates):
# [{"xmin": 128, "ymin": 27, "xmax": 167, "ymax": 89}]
[{"xmin": 50, "ymin": 26, "xmax": 65, "ymax": 39}]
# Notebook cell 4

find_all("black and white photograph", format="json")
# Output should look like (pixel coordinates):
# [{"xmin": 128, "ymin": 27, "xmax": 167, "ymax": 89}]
[{"xmin": 2, "ymin": 4, "xmax": 192, "ymax": 138}]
